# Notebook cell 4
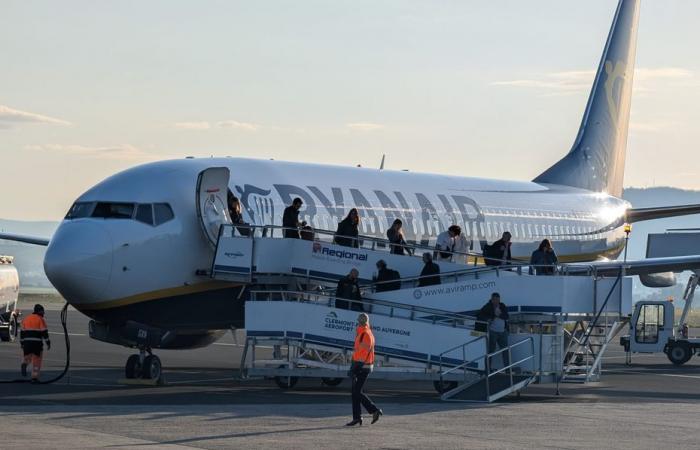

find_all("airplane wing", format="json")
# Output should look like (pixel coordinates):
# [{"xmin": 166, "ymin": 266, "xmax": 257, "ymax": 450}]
[
  {"xmin": 0, "ymin": 232, "xmax": 50, "ymax": 246},
  {"xmin": 564, "ymin": 255, "xmax": 700, "ymax": 277},
  {"xmin": 626, "ymin": 204, "xmax": 700, "ymax": 223}
]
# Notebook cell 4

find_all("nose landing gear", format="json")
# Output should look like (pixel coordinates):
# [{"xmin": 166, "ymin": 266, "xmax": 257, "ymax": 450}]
[{"xmin": 125, "ymin": 347, "xmax": 162, "ymax": 382}]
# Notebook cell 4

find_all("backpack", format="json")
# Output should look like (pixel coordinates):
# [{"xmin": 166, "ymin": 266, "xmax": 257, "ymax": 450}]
[{"xmin": 482, "ymin": 243, "xmax": 499, "ymax": 266}]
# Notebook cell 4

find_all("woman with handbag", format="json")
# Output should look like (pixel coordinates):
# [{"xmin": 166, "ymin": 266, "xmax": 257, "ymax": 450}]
[{"xmin": 346, "ymin": 313, "xmax": 383, "ymax": 426}]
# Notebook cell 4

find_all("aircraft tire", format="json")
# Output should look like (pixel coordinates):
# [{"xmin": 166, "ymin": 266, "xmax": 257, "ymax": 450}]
[
  {"xmin": 667, "ymin": 342, "xmax": 691, "ymax": 366},
  {"xmin": 142, "ymin": 355, "xmax": 162, "ymax": 380},
  {"xmin": 9, "ymin": 316, "xmax": 17, "ymax": 342},
  {"xmin": 321, "ymin": 377, "xmax": 343, "ymax": 387},
  {"xmin": 125, "ymin": 354, "xmax": 141, "ymax": 379},
  {"xmin": 274, "ymin": 375, "xmax": 299, "ymax": 389},
  {"xmin": 433, "ymin": 380, "xmax": 458, "ymax": 394}
]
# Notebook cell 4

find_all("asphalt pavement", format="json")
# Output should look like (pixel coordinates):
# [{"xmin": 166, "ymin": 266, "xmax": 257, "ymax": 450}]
[{"xmin": 1, "ymin": 308, "xmax": 699, "ymax": 449}]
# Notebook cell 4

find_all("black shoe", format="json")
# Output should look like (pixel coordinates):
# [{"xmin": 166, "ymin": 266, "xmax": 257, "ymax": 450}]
[
  {"xmin": 371, "ymin": 409, "xmax": 383, "ymax": 424},
  {"xmin": 21, "ymin": 363, "xmax": 27, "ymax": 377},
  {"xmin": 345, "ymin": 419, "xmax": 363, "ymax": 427},
  {"xmin": 30, "ymin": 378, "xmax": 40, "ymax": 384}
]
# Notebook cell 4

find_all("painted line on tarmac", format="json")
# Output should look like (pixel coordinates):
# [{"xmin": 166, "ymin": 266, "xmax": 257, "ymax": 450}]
[
  {"xmin": 606, "ymin": 368, "xmax": 700, "ymax": 379},
  {"xmin": 166, "ymin": 377, "xmax": 237, "ymax": 385},
  {"xmin": 213, "ymin": 342, "xmax": 274, "ymax": 349},
  {"xmin": 49, "ymin": 331, "xmax": 87, "ymax": 337}
]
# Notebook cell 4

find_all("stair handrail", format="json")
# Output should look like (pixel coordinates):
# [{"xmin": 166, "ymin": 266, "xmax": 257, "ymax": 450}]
[
  {"xmin": 248, "ymin": 289, "xmax": 488, "ymax": 329},
  {"xmin": 218, "ymin": 223, "xmax": 573, "ymax": 271}
]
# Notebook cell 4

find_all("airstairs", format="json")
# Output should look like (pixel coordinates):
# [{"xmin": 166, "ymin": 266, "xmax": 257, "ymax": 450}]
[
  {"xmin": 560, "ymin": 271, "xmax": 628, "ymax": 383},
  {"xmin": 241, "ymin": 289, "xmax": 537, "ymax": 402},
  {"xmin": 209, "ymin": 224, "xmax": 634, "ymax": 398}
]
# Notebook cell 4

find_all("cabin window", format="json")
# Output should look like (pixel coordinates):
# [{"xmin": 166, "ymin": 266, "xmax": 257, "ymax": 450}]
[
  {"xmin": 92, "ymin": 202, "xmax": 135, "ymax": 219},
  {"xmin": 135, "ymin": 204, "xmax": 154, "ymax": 225},
  {"xmin": 154, "ymin": 203, "xmax": 175, "ymax": 225},
  {"xmin": 65, "ymin": 202, "xmax": 94, "ymax": 219}
]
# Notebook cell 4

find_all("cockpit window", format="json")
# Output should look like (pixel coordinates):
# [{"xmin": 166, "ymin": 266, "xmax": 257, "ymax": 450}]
[
  {"xmin": 135, "ymin": 204, "xmax": 154, "ymax": 225},
  {"xmin": 154, "ymin": 203, "xmax": 174, "ymax": 225},
  {"xmin": 65, "ymin": 202, "xmax": 95, "ymax": 219},
  {"xmin": 92, "ymin": 202, "xmax": 135, "ymax": 219}
]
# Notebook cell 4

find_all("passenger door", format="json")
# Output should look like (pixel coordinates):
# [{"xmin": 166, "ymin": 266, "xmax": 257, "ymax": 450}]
[{"xmin": 196, "ymin": 167, "xmax": 231, "ymax": 248}]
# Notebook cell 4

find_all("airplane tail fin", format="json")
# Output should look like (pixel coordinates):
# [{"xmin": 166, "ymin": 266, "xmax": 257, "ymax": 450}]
[{"xmin": 533, "ymin": 0, "xmax": 641, "ymax": 197}]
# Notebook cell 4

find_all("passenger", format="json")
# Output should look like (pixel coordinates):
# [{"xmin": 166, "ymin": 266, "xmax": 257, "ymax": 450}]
[
  {"xmin": 300, "ymin": 225, "xmax": 315, "ymax": 241},
  {"xmin": 488, "ymin": 231, "xmax": 512, "ymax": 266},
  {"xmin": 477, "ymin": 293, "xmax": 510, "ymax": 371},
  {"xmin": 334, "ymin": 208, "xmax": 360, "ymax": 248},
  {"xmin": 282, "ymin": 197, "xmax": 307, "ymax": 239},
  {"xmin": 335, "ymin": 268, "xmax": 363, "ymax": 311},
  {"xmin": 387, "ymin": 219, "xmax": 412, "ymax": 255},
  {"xmin": 418, "ymin": 252, "xmax": 441, "ymax": 287},
  {"xmin": 346, "ymin": 313, "xmax": 382, "ymax": 426},
  {"xmin": 374, "ymin": 260, "xmax": 401, "ymax": 292},
  {"xmin": 435, "ymin": 227, "xmax": 456, "ymax": 261},
  {"xmin": 529, "ymin": 239, "xmax": 558, "ymax": 275},
  {"xmin": 451, "ymin": 225, "xmax": 470, "ymax": 264},
  {"xmin": 20, "ymin": 304, "xmax": 50, "ymax": 383},
  {"xmin": 227, "ymin": 192, "xmax": 250, "ymax": 236}
]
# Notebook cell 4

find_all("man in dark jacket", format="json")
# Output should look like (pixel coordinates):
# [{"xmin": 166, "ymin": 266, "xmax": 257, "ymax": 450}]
[
  {"xmin": 418, "ymin": 252, "xmax": 440, "ymax": 287},
  {"xmin": 336, "ymin": 268, "xmax": 363, "ymax": 311},
  {"xmin": 374, "ymin": 260, "xmax": 401, "ymax": 292},
  {"xmin": 487, "ymin": 232, "xmax": 512, "ymax": 266},
  {"xmin": 282, "ymin": 197, "xmax": 306, "ymax": 239},
  {"xmin": 477, "ymin": 292, "xmax": 510, "ymax": 370}
]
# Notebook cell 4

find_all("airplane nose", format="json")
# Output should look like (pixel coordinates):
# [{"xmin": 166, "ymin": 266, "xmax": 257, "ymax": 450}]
[{"xmin": 44, "ymin": 221, "xmax": 113, "ymax": 304}]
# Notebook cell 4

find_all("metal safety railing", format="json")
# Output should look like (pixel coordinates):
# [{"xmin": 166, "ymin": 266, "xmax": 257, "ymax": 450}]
[
  {"xmin": 248, "ymin": 289, "xmax": 486, "ymax": 330},
  {"xmin": 216, "ymin": 223, "xmax": 606, "ymax": 283},
  {"xmin": 438, "ymin": 335, "xmax": 535, "ymax": 401}
]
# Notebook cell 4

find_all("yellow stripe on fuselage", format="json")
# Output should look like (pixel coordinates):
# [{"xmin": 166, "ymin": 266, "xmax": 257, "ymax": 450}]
[{"xmin": 72, "ymin": 280, "xmax": 240, "ymax": 311}]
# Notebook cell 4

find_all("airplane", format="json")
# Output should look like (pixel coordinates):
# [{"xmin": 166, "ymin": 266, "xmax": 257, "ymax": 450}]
[{"xmin": 2, "ymin": 0, "xmax": 700, "ymax": 378}]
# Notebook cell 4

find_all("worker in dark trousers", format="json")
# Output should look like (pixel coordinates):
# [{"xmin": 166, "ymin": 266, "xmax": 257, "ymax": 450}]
[
  {"xmin": 20, "ymin": 304, "xmax": 50, "ymax": 383},
  {"xmin": 346, "ymin": 313, "xmax": 382, "ymax": 426}
]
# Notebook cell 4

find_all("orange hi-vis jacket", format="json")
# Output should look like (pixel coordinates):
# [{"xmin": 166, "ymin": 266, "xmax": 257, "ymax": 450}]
[
  {"xmin": 352, "ymin": 324, "xmax": 375, "ymax": 365},
  {"xmin": 20, "ymin": 313, "xmax": 49, "ymax": 344}
]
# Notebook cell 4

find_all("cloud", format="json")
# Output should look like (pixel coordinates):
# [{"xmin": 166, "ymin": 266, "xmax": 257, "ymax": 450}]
[
  {"xmin": 346, "ymin": 122, "xmax": 385, "ymax": 131},
  {"xmin": 216, "ymin": 120, "xmax": 259, "ymax": 131},
  {"xmin": 174, "ymin": 121, "xmax": 211, "ymax": 130},
  {"xmin": 25, "ymin": 144, "xmax": 154, "ymax": 160},
  {"xmin": 491, "ymin": 67, "xmax": 696, "ymax": 95},
  {"xmin": 0, "ymin": 104, "xmax": 71, "ymax": 127}
]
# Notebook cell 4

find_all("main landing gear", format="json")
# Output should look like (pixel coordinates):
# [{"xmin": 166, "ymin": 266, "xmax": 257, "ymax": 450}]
[{"xmin": 125, "ymin": 347, "xmax": 162, "ymax": 381}]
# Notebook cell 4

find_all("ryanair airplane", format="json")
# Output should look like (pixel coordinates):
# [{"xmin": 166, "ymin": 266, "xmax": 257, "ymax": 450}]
[{"xmin": 2, "ymin": 0, "xmax": 699, "ymax": 372}]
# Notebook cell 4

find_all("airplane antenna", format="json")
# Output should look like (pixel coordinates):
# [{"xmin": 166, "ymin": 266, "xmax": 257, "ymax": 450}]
[{"xmin": 379, "ymin": 154, "xmax": 385, "ymax": 170}]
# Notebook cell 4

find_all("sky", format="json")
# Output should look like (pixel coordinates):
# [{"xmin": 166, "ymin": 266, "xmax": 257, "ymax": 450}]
[{"xmin": 2, "ymin": 0, "xmax": 700, "ymax": 221}]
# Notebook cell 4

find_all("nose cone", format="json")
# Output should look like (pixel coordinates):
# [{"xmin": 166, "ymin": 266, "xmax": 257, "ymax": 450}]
[{"xmin": 44, "ymin": 221, "xmax": 113, "ymax": 305}]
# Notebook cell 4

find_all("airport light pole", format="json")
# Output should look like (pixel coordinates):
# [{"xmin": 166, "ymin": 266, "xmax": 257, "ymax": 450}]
[{"xmin": 623, "ymin": 223, "xmax": 632, "ymax": 263}]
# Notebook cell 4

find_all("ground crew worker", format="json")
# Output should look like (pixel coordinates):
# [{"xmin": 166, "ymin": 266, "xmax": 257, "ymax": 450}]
[
  {"xmin": 20, "ymin": 304, "xmax": 50, "ymax": 383},
  {"xmin": 346, "ymin": 313, "xmax": 382, "ymax": 426}
]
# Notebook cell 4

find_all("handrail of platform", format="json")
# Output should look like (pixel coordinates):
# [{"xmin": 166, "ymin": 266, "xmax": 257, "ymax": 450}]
[
  {"xmin": 219, "ymin": 223, "xmax": 519, "ymax": 267},
  {"xmin": 217, "ymin": 223, "xmax": 605, "ymax": 281},
  {"xmin": 248, "ymin": 288, "xmax": 487, "ymax": 329}
]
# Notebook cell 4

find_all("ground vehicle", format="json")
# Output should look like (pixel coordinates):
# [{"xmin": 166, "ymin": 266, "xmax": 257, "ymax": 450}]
[
  {"xmin": 0, "ymin": 256, "xmax": 20, "ymax": 342},
  {"xmin": 621, "ymin": 275, "xmax": 699, "ymax": 365}
]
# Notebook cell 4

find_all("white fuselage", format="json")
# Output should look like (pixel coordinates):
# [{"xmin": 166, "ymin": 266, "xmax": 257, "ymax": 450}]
[{"xmin": 43, "ymin": 157, "xmax": 629, "ymax": 319}]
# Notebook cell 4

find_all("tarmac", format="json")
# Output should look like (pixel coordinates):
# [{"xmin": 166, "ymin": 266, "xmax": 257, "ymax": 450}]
[{"xmin": 1, "ymin": 308, "xmax": 699, "ymax": 449}]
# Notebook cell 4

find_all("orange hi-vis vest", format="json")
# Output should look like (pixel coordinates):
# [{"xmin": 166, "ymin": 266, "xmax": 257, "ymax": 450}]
[
  {"xmin": 20, "ymin": 313, "xmax": 49, "ymax": 344},
  {"xmin": 352, "ymin": 324, "xmax": 375, "ymax": 365}
]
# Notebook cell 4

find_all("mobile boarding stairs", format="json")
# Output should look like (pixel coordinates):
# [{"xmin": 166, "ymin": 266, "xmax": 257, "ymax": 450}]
[{"xmin": 210, "ymin": 224, "xmax": 633, "ymax": 401}]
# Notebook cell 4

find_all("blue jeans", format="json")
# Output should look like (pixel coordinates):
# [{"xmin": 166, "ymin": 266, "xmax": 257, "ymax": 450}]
[{"xmin": 488, "ymin": 331, "xmax": 510, "ymax": 370}]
